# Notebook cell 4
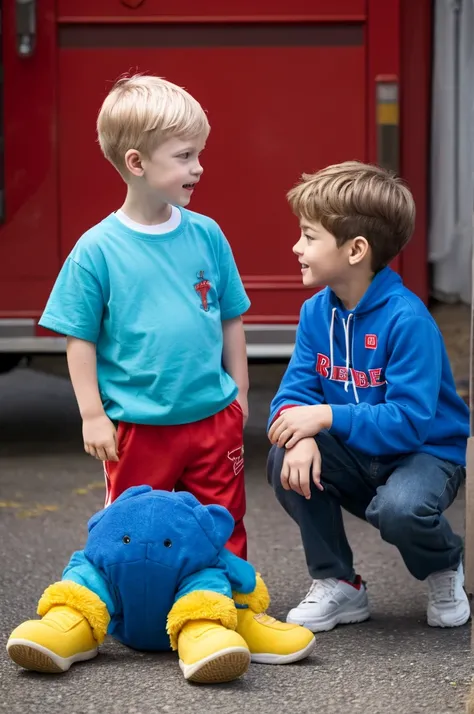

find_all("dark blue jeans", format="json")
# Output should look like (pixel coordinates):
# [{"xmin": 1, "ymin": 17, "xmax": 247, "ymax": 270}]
[{"xmin": 267, "ymin": 431, "xmax": 465, "ymax": 581}]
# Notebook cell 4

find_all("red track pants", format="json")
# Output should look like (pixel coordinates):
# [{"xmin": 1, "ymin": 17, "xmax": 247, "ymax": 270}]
[{"xmin": 104, "ymin": 399, "xmax": 247, "ymax": 559}]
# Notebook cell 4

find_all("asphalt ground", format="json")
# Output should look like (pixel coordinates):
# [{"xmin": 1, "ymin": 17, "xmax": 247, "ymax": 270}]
[{"xmin": 0, "ymin": 363, "xmax": 471, "ymax": 714}]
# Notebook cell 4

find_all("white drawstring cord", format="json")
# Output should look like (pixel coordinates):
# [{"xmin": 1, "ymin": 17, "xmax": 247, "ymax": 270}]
[
  {"xmin": 329, "ymin": 307, "xmax": 336, "ymax": 380},
  {"xmin": 341, "ymin": 313, "xmax": 359, "ymax": 404}
]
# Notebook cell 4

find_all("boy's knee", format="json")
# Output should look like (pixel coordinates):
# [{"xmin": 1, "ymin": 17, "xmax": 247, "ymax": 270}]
[{"xmin": 366, "ymin": 492, "xmax": 423, "ymax": 545}]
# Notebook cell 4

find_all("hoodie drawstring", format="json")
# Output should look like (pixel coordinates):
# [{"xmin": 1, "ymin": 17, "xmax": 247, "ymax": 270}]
[
  {"xmin": 329, "ymin": 307, "xmax": 336, "ymax": 380},
  {"xmin": 329, "ymin": 309, "xmax": 360, "ymax": 404},
  {"xmin": 342, "ymin": 315, "xmax": 351, "ymax": 393}
]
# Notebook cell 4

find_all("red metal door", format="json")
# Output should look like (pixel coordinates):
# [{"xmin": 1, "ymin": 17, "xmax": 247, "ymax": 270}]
[
  {"xmin": 0, "ymin": 0, "xmax": 431, "ymax": 356},
  {"xmin": 0, "ymin": 0, "xmax": 58, "ymax": 316},
  {"xmin": 57, "ymin": 0, "xmax": 369, "ymax": 328}
]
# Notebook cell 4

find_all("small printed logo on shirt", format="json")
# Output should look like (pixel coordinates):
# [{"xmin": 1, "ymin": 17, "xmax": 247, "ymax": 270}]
[
  {"xmin": 365, "ymin": 334, "xmax": 377, "ymax": 349},
  {"xmin": 227, "ymin": 446, "xmax": 244, "ymax": 476},
  {"xmin": 194, "ymin": 270, "xmax": 212, "ymax": 312}
]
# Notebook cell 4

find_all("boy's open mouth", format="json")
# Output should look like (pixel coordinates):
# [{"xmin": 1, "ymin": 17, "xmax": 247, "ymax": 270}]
[{"xmin": 183, "ymin": 183, "xmax": 196, "ymax": 190}]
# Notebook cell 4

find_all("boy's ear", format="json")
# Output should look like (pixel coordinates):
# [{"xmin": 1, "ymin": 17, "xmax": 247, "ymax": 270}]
[
  {"xmin": 124, "ymin": 148, "xmax": 144, "ymax": 176},
  {"xmin": 348, "ymin": 236, "xmax": 370, "ymax": 265}
]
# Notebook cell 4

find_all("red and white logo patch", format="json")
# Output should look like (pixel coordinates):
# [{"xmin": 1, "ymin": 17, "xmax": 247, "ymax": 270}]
[
  {"xmin": 194, "ymin": 270, "xmax": 211, "ymax": 312},
  {"xmin": 365, "ymin": 334, "xmax": 377, "ymax": 350},
  {"xmin": 228, "ymin": 446, "xmax": 244, "ymax": 476}
]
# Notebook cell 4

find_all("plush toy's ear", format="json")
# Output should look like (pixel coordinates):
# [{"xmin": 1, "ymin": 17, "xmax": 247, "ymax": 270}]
[
  {"xmin": 114, "ymin": 485, "xmax": 152, "ymax": 503},
  {"xmin": 194, "ymin": 504, "xmax": 235, "ymax": 550},
  {"xmin": 173, "ymin": 491, "xmax": 201, "ymax": 508},
  {"xmin": 87, "ymin": 485, "xmax": 152, "ymax": 532},
  {"xmin": 87, "ymin": 508, "xmax": 107, "ymax": 532}
]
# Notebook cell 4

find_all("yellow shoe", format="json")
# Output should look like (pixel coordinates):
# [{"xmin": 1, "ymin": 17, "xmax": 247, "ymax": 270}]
[
  {"xmin": 7, "ymin": 606, "xmax": 98, "ymax": 673},
  {"xmin": 236, "ymin": 608, "xmax": 315, "ymax": 664},
  {"xmin": 177, "ymin": 619, "xmax": 250, "ymax": 683}
]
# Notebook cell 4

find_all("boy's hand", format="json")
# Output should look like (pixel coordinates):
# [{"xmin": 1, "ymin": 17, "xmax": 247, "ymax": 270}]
[
  {"xmin": 236, "ymin": 393, "xmax": 249, "ymax": 427},
  {"xmin": 269, "ymin": 405, "xmax": 333, "ymax": 449},
  {"xmin": 281, "ymin": 437, "xmax": 323, "ymax": 499},
  {"xmin": 83, "ymin": 414, "xmax": 119, "ymax": 462}
]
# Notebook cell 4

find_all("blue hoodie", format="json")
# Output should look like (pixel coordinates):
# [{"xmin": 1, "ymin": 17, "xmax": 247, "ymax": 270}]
[{"xmin": 269, "ymin": 267, "xmax": 469, "ymax": 465}]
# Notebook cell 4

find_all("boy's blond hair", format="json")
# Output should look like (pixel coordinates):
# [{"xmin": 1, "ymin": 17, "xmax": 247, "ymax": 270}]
[
  {"xmin": 287, "ymin": 161, "xmax": 415, "ymax": 272},
  {"xmin": 97, "ymin": 75, "xmax": 210, "ymax": 176}
]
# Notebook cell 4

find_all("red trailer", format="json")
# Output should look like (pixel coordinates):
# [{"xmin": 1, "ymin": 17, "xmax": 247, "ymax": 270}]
[{"xmin": 0, "ymin": 0, "xmax": 430, "ymax": 367}]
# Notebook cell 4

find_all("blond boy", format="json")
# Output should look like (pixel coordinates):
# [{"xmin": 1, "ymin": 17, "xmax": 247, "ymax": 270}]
[
  {"xmin": 39, "ymin": 76, "xmax": 249, "ymax": 557},
  {"xmin": 6, "ymin": 78, "xmax": 320, "ymax": 678},
  {"xmin": 267, "ymin": 162, "xmax": 470, "ymax": 631}
]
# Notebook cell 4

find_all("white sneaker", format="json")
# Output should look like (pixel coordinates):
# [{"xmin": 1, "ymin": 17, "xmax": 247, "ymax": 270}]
[
  {"xmin": 426, "ymin": 563, "xmax": 471, "ymax": 628},
  {"xmin": 286, "ymin": 576, "xmax": 370, "ymax": 632}
]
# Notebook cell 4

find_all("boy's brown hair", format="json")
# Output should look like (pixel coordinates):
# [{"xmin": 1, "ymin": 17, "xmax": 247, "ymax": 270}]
[{"xmin": 287, "ymin": 161, "xmax": 416, "ymax": 272}]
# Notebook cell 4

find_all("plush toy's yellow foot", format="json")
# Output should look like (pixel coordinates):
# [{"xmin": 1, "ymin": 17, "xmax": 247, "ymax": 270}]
[
  {"xmin": 7, "ymin": 606, "xmax": 98, "ymax": 673},
  {"xmin": 236, "ymin": 608, "xmax": 315, "ymax": 664},
  {"xmin": 177, "ymin": 619, "xmax": 250, "ymax": 684}
]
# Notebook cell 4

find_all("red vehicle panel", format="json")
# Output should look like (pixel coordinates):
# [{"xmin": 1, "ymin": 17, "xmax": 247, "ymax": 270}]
[
  {"xmin": 57, "ymin": 0, "xmax": 366, "ymax": 22},
  {"xmin": 0, "ymin": 0, "xmax": 431, "ymax": 359}
]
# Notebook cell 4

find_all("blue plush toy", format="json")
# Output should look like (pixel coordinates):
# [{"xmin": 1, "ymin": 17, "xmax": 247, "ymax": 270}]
[{"xmin": 7, "ymin": 486, "xmax": 315, "ymax": 683}]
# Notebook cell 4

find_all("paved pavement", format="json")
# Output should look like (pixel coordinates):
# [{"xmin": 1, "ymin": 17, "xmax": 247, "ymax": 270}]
[{"xmin": 0, "ymin": 364, "xmax": 471, "ymax": 714}]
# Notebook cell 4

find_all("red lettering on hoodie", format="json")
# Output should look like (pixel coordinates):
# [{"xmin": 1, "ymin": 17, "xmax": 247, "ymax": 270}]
[
  {"xmin": 315, "ymin": 354, "xmax": 385, "ymax": 390},
  {"xmin": 351, "ymin": 369, "xmax": 370, "ymax": 388},
  {"xmin": 332, "ymin": 366, "xmax": 349, "ymax": 382},
  {"xmin": 369, "ymin": 368, "xmax": 386, "ymax": 387},
  {"xmin": 316, "ymin": 353, "xmax": 330, "ymax": 378}
]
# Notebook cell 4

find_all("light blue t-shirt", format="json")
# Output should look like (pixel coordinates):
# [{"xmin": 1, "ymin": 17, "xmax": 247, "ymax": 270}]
[{"xmin": 39, "ymin": 208, "xmax": 250, "ymax": 425}]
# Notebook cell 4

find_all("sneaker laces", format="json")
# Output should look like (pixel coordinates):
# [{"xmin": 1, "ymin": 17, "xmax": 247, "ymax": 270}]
[
  {"xmin": 428, "ymin": 569, "xmax": 457, "ymax": 604},
  {"xmin": 302, "ymin": 578, "xmax": 339, "ymax": 604}
]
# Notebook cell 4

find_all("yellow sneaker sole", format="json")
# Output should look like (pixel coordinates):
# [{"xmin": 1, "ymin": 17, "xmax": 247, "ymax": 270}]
[
  {"xmin": 7, "ymin": 638, "xmax": 98, "ymax": 673},
  {"xmin": 179, "ymin": 646, "xmax": 250, "ymax": 684}
]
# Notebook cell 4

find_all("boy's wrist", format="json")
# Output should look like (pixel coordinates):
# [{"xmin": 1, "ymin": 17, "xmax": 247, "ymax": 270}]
[
  {"xmin": 81, "ymin": 406, "xmax": 107, "ymax": 421},
  {"xmin": 315, "ymin": 404, "xmax": 333, "ymax": 431}
]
